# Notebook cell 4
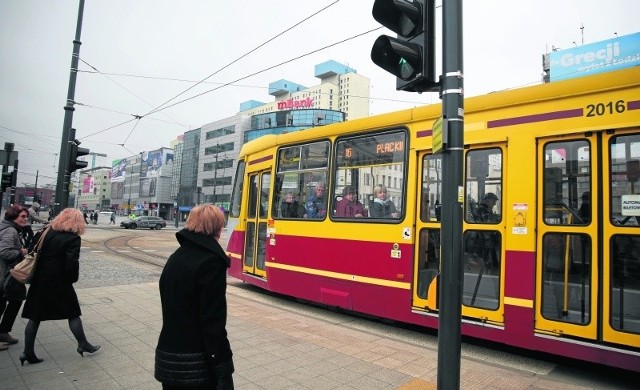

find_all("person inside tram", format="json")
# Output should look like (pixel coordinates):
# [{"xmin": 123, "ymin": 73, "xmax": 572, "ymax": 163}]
[
  {"xmin": 280, "ymin": 192, "xmax": 303, "ymax": 218},
  {"xmin": 578, "ymin": 191, "xmax": 590, "ymax": 224},
  {"xmin": 473, "ymin": 192, "xmax": 499, "ymax": 223},
  {"xmin": 303, "ymin": 181, "xmax": 327, "ymax": 219},
  {"xmin": 334, "ymin": 185, "xmax": 366, "ymax": 218},
  {"xmin": 370, "ymin": 184, "xmax": 399, "ymax": 218}
]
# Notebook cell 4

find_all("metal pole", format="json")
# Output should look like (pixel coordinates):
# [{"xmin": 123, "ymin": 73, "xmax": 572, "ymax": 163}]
[
  {"xmin": 437, "ymin": 1, "xmax": 464, "ymax": 389},
  {"xmin": 33, "ymin": 170, "xmax": 39, "ymax": 203},
  {"xmin": 127, "ymin": 159, "xmax": 132, "ymax": 215},
  {"xmin": 174, "ymin": 194, "xmax": 179, "ymax": 228},
  {"xmin": 54, "ymin": 0, "xmax": 85, "ymax": 217}
]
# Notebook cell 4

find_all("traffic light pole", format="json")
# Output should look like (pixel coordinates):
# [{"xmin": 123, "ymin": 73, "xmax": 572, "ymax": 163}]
[
  {"xmin": 437, "ymin": 0, "xmax": 464, "ymax": 389},
  {"xmin": 54, "ymin": 0, "xmax": 85, "ymax": 217}
]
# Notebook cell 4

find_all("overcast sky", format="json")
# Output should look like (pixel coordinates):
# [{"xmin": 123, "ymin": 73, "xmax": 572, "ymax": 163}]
[{"xmin": 1, "ymin": 0, "xmax": 637, "ymax": 188}]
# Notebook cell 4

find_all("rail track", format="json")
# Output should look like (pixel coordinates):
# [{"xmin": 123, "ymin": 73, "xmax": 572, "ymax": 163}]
[{"xmin": 82, "ymin": 230, "xmax": 178, "ymax": 269}]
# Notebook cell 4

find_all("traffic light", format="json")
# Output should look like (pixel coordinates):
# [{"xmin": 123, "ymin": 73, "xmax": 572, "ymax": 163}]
[
  {"xmin": 1, "ymin": 171, "xmax": 14, "ymax": 191},
  {"xmin": 68, "ymin": 139, "xmax": 89, "ymax": 173},
  {"xmin": 371, "ymin": 0, "xmax": 437, "ymax": 93}
]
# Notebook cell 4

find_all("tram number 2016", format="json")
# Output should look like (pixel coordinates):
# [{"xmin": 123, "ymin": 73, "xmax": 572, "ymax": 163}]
[{"xmin": 586, "ymin": 100, "xmax": 626, "ymax": 117}]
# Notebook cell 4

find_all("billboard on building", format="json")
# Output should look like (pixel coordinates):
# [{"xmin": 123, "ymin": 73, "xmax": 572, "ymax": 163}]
[
  {"xmin": 550, "ymin": 32, "xmax": 640, "ymax": 81},
  {"xmin": 82, "ymin": 176, "xmax": 94, "ymax": 194},
  {"xmin": 141, "ymin": 150, "xmax": 160, "ymax": 178},
  {"xmin": 111, "ymin": 159, "xmax": 127, "ymax": 182}
]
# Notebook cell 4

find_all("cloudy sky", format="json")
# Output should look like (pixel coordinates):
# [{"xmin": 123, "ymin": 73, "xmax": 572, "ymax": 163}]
[{"xmin": 0, "ymin": 0, "xmax": 637, "ymax": 188}]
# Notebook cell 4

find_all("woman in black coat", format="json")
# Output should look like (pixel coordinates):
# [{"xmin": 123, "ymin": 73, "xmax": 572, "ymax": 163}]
[
  {"xmin": 155, "ymin": 204, "xmax": 234, "ymax": 389},
  {"xmin": 19, "ymin": 208, "xmax": 100, "ymax": 365}
]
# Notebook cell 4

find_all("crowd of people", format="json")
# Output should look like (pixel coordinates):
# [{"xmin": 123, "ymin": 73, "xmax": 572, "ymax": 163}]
[
  {"xmin": 0, "ymin": 202, "xmax": 235, "ymax": 388},
  {"xmin": 279, "ymin": 182, "xmax": 401, "ymax": 220},
  {"xmin": 0, "ymin": 205, "xmax": 100, "ymax": 362}
]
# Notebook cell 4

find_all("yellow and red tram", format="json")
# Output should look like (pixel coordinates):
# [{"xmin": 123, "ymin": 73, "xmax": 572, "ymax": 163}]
[{"xmin": 226, "ymin": 67, "xmax": 640, "ymax": 372}]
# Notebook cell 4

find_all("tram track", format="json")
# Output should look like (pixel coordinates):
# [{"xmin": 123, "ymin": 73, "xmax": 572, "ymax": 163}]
[{"xmin": 82, "ymin": 232, "xmax": 175, "ymax": 269}]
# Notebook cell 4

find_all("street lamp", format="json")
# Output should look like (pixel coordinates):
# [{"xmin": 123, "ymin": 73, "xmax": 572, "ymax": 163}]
[
  {"xmin": 213, "ymin": 144, "xmax": 219, "ymax": 205},
  {"xmin": 127, "ymin": 159, "xmax": 133, "ymax": 215}
]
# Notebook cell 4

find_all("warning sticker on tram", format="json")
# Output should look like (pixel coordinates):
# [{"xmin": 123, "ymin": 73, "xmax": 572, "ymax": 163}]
[{"xmin": 621, "ymin": 194, "xmax": 640, "ymax": 216}]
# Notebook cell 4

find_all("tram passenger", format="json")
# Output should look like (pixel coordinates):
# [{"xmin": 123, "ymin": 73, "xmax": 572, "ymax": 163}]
[
  {"xmin": 155, "ymin": 204, "xmax": 234, "ymax": 389},
  {"xmin": 471, "ymin": 193, "xmax": 501, "ymax": 271},
  {"xmin": 370, "ymin": 184, "xmax": 399, "ymax": 218},
  {"xmin": 303, "ymin": 181, "xmax": 327, "ymax": 219},
  {"xmin": 578, "ymin": 191, "xmax": 590, "ymax": 224},
  {"xmin": 334, "ymin": 186, "xmax": 366, "ymax": 218},
  {"xmin": 474, "ymin": 193, "xmax": 499, "ymax": 223},
  {"xmin": 280, "ymin": 192, "xmax": 303, "ymax": 218}
]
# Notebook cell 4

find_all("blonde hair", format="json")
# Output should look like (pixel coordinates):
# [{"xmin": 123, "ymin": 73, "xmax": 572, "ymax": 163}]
[
  {"xmin": 185, "ymin": 204, "xmax": 226, "ymax": 239},
  {"xmin": 50, "ymin": 208, "xmax": 86, "ymax": 235},
  {"xmin": 374, "ymin": 184, "xmax": 387, "ymax": 195}
]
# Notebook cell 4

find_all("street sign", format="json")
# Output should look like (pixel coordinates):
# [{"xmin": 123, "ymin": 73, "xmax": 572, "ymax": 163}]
[
  {"xmin": 432, "ymin": 116, "xmax": 444, "ymax": 154},
  {"xmin": 0, "ymin": 150, "xmax": 18, "ymax": 165}
]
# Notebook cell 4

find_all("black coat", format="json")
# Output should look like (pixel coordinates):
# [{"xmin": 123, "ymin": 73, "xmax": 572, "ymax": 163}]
[
  {"xmin": 155, "ymin": 229, "xmax": 233, "ymax": 387},
  {"xmin": 22, "ymin": 230, "xmax": 82, "ymax": 321}
]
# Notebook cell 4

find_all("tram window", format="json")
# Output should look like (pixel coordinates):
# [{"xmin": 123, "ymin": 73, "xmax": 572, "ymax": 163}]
[
  {"xmin": 417, "ymin": 228, "xmax": 440, "ymax": 299},
  {"xmin": 334, "ymin": 130, "xmax": 407, "ymax": 221},
  {"xmin": 273, "ymin": 142, "xmax": 329, "ymax": 220},
  {"xmin": 465, "ymin": 148, "xmax": 502, "ymax": 224},
  {"xmin": 462, "ymin": 229, "xmax": 501, "ymax": 310},
  {"xmin": 229, "ymin": 160, "xmax": 245, "ymax": 218},
  {"xmin": 541, "ymin": 233, "xmax": 591, "ymax": 324},
  {"xmin": 259, "ymin": 173, "xmax": 270, "ymax": 219},
  {"xmin": 543, "ymin": 140, "xmax": 591, "ymax": 226},
  {"xmin": 421, "ymin": 155, "xmax": 442, "ymax": 222},
  {"xmin": 248, "ymin": 175, "xmax": 259, "ymax": 219},
  {"xmin": 610, "ymin": 134, "xmax": 640, "ymax": 226},
  {"xmin": 610, "ymin": 235, "xmax": 640, "ymax": 335}
]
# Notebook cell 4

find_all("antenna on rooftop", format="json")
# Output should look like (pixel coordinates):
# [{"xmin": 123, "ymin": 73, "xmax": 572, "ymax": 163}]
[{"xmin": 580, "ymin": 23, "xmax": 584, "ymax": 45}]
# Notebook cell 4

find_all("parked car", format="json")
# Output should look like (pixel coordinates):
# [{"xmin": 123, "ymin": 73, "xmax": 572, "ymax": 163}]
[{"xmin": 120, "ymin": 216, "xmax": 167, "ymax": 230}]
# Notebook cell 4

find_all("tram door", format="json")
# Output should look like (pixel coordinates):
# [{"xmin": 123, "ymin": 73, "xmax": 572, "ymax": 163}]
[
  {"xmin": 602, "ymin": 129, "xmax": 640, "ymax": 348},
  {"xmin": 536, "ymin": 130, "xmax": 640, "ymax": 348},
  {"xmin": 413, "ymin": 152, "xmax": 441, "ymax": 310},
  {"xmin": 243, "ymin": 170, "xmax": 270, "ymax": 278}
]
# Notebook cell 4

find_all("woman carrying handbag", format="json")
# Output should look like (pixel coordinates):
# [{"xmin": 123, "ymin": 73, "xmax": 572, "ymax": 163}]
[
  {"xmin": 19, "ymin": 208, "xmax": 100, "ymax": 365},
  {"xmin": 0, "ymin": 205, "xmax": 29, "ymax": 349}
]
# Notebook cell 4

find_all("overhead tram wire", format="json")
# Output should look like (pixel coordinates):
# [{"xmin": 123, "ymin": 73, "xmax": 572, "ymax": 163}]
[
  {"xmin": 75, "ymin": 71, "xmax": 427, "ymax": 108},
  {"xmin": 77, "ymin": 0, "xmax": 341, "ymax": 145},
  {"xmin": 77, "ymin": 58, "xmax": 188, "ymax": 128},
  {"xmin": 149, "ymin": 27, "xmax": 384, "ymax": 115},
  {"xmin": 74, "ymin": 102, "xmax": 187, "ymax": 127}
]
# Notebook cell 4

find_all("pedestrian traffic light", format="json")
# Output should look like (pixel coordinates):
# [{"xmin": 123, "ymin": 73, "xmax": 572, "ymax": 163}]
[
  {"xmin": 371, "ymin": 0, "xmax": 437, "ymax": 93},
  {"xmin": 1, "ymin": 171, "xmax": 14, "ymax": 191},
  {"xmin": 68, "ymin": 139, "xmax": 89, "ymax": 173}
]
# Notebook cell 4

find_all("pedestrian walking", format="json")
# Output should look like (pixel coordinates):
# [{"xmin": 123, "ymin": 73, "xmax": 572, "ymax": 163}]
[
  {"xmin": 0, "ymin": 205, "xmax": 29, "ymax": 349},
  {"xmin": 155, "ymin": 204, "xmax": 234, "ymax": 389},
  {"xmin": 91, "ymin": 211, "xmax": 98, "ymax": 225},
  {"xmin": 109, "ymin": 212, "xmax": 116, "ymax": 225},
  {"xmin": 27, "ymin": 202, "xmax": 47, "ymax": 225},
  {"xmin": 19, "ymin": 208, "xmax": 100, "ymax": 366}
]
